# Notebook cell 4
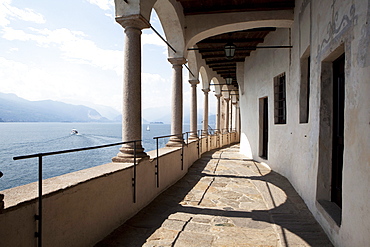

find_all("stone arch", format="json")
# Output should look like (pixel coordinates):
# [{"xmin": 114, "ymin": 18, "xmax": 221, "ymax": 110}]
[
  {"xmin": 187, "ymin": 50, "xmax": 200, "ymax": 80},
  {"xmin": 211, "ymin": 77, "xmax": 221, "ymax": 94},
  {"xmin": 153, "ymin": 0, "xmax": 185, "ymax": 57},
  {"xmin": 199, "ymin": 66, "xmax": 209, "ymax": 89},
  {"xmin": 114, "ymin": 0, "xmax": 185, "ymax": 58},
  {"xmin": 186, "ymin": 19, "xmax": 293, "ymax": 48}
]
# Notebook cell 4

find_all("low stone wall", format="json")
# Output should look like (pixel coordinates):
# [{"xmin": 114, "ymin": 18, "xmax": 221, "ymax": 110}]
[{"xmin": 0, "ymin": 133, "xmax": 239, "ymax": 247}]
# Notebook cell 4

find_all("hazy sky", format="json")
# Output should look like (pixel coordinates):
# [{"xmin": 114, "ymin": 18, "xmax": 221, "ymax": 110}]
[{"xmin": 0, "ymin": 0, "xmax": 216, "ymax": 116}]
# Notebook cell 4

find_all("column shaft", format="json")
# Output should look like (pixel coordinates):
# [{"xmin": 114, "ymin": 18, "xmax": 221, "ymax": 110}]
[
  {"xmin": 202, "ymin": 88, "xmax": 210, "ymax": 135},
  {"xmin": 230, "ymin": 100, "xmax": 233, "ymax": 131},
  {"xmin": 216, "ymin": 94, "xmax": 221, "ymax": 132},
  {"xmin": 189, "ymin": 80, "xmax": 199, "ymax": 139},
  {"xmin": 167, "ymin": 57, "xmax": 186, "ymax": 147},
  {"xmin": 224, "ymin": 98, "xmax": 230, "ymax": 133},
  {"xmin": 112, "ymin": 15, "xmax": 149, "ymax": 162}
]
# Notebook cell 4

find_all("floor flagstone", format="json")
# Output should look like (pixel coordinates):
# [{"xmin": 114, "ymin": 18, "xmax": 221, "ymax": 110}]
[{"xmin": 96, "ymin": 144, "xmax": 333, "ymax": 247}]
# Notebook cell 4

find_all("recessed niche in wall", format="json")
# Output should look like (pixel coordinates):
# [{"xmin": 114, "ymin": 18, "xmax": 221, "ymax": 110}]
[{"xmin": 317, "ymin": 44, "xmax": 345, "ymax": 227}]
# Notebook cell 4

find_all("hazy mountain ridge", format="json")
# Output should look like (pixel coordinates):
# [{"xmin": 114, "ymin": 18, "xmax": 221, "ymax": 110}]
[{"xmin": 0, "ymin": 93, "xmax": 109, "ymax": 122}]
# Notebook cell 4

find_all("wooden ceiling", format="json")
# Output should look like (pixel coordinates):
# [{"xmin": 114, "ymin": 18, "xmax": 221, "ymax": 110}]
[
  {"xmin": 191, "ymin": 28, "xmax": 276, "ymax": 86},
  {"xmin": 178, "ymin": 0, "xmax": 295, "ymax": 87},
  {"xmin": 176, "ymin": 0, "xmax": 294, "ymax": 15}
]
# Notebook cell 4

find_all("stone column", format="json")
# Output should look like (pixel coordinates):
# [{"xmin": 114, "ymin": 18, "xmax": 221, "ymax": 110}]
[
  {"xmin": 230, "ymin": 99, "xmax": 233, "ymax": 132},
  {"xmin": 224, "ymin": 97, "xmax": 230, "ymax": 133},
  {"xmin": 112, "ymin": 15, "xmax": 150, "ymax": 162},
  {"xmin": 215, "ymin": 94, "xmax": 222, "ymax": 132},
  {"xmin": 167, "ymin": 57, "xmax": 186, "ymax": 147},
  {"xmin": 202, "ymin": 88, "xmax": 210, "ymax": 135},
  {"xmin": 189, "ymin": 79, "xmax": 199, "ymax": 139},
  {"xmin": 232, "ymin": 101, "xmax": 238, "ymax": 132},
  {"xmin": 235, "ymin": 102, "xmax": 240, "ymax": 133}
]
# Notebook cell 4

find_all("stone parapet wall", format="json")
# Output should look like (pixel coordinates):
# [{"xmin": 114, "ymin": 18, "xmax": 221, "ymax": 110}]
[{"xmin": 0, "ymin": 132, "xmax": 239, "ymax": 247}]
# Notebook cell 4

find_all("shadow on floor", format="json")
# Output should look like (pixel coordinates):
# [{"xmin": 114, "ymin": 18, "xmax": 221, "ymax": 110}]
[{"xmin": 95, "ymin": 147, "xmax": 332, "ymax": 247}]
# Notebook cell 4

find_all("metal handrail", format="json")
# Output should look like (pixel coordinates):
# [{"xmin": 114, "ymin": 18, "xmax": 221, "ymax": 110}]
[
  {"xmin": 13, "ymin": 139, "xmax": 141, "ymax": 247},
  {"xmin": 184, "ymin": 131, "xmax": 200, "ymax": 157},
  {"xmin": 153, "ymin": 133, "xmax": 185, "ymax": 188}
]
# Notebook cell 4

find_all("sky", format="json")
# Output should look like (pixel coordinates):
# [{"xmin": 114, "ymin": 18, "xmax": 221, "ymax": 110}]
[{"xmin": 0, "ymin": 0, "xmax": 216, "ymax": 120}]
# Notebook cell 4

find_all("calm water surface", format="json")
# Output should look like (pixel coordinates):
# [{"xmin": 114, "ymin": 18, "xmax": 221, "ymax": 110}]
[{"xmin": 0, "ymin": 122, "xmax": 191, "ymax": 190}]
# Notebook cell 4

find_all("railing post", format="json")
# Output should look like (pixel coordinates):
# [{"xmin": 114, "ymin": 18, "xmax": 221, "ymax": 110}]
[
  {"xmin": 198, "ymin": 130, "xmax": 202, "ymax": 155},
  {"xmin": 206, "ymin": 131, "xmax": 208, "ymax": 152},
  {"xmin": 36, "ymin": 155, "xmax": 42, "ymax": 247},
  {"xmin": 181, "ymin": 134, "xmax": 184, "ymax": 170},
  {"xmin": 155, "ymin": 138, "xmax": 159, "ymax": 188},
  {"xmin": 133, "ymin": 141, "xmax": 137, "ymax": 203},
  {"xmin": 197, "ymin": 133, "xmax": 200, "ymax": 158},
  {"xmin": 0, "ymin": 171, "xmax": 3, "ymax": 214},
  {"xmin": 222, "ymin": 132, "xmax": 224, "ymax": 147}
]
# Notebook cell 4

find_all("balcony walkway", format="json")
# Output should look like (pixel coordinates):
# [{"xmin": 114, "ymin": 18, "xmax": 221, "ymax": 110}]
[{"xmin": 96, "ymin": 144, "xmax": 333, "ymax": 247}]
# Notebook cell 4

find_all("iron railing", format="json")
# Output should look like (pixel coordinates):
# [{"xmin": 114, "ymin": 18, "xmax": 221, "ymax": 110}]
[
  {"xmin": 10, "ymin": 127, "xmax": 238, "ymax": 247},
  {"xmin": 185, "ymin": 131, "xmax": 200, "ymax": 157},
  {"xmin": 153, "ymin": 133, "xmax": 186, "ymax": 188},
  {"xmin": 13, "ymin": 139, "xmax": 141, "ymax": 247}
]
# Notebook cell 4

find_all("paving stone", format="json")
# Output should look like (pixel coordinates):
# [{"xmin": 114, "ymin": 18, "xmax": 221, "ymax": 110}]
[
  {"xmin": 161, "ymin": 219, "xmax": 187, "ymax": 231},
  {"xmin": 95, "ymin": 145, "xmax": 333, "ymax": 247},
  {"xmin": 173, "ymin": 231, "xmax": 215, "ymax": 247},
  {"xmin": 184, "ymin": 222, "xmax": 211, "ymax": 232},
  {"xmin": 191, "ymin": 216, "xmax": 212, "ymax": 224},
  {"xmin": 147, "ymin": 227, "xmax": 178, "ymax": 242}
]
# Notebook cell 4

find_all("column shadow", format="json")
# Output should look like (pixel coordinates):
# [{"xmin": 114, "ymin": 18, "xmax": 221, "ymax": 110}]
[{"xmin": 95, "ymin": 148, "xmax": 333, "ymax": 247}]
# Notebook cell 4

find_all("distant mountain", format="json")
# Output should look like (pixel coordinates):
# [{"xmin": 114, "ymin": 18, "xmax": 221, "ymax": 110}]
[
  {"xmin": 0, "ymin": 92, "xmax": 109, "ymax": 122},
  {"xmin": 60, "ymin": 98, "xmax": 121, "ymax": 121}
]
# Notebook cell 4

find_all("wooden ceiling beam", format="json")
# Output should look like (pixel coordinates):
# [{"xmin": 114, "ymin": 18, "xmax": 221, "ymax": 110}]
[
  {"xmin": 177, "ymin": 1, "xmax": 295, "ymax": 15},
  {"xmin": 198, "ymin": 38, "xmax": 265, "ymax": 44}
]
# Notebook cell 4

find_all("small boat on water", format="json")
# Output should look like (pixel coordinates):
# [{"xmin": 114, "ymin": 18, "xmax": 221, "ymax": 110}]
[
  {"xmin": 146, "ymin": 125, "xmax": 150, "ymax": 131},
  {"xmin": 70, "ymin": 129, "xmax": 78, "ymax": 135}
]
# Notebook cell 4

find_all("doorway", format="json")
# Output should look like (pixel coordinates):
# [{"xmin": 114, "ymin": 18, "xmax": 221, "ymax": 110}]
[
  {"xmin": 331, "ymin": 54, "xmax": 345, "ymax": 208},
  {"xmin": 259, "ymin": 97, "xmax": 268, "ymax": 159}
]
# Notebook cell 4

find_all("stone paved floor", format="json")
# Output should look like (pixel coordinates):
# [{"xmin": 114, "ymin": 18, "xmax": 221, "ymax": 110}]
[{"xmin": 96, "ymin": 144, "xmax": 333, "ymax": 247}]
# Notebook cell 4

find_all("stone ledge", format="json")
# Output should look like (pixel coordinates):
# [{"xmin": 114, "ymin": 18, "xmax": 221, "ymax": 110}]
[
  {"xmin": 317, "ymin": 199, "xmax": 342, "ymax": 227},
  {"xmin": 0, "ymin": 144, "xmax": 191, "ymax": 211},
  {"xmin": 0, "ymin": 161, "xmax": 134, "ymax": 211}
]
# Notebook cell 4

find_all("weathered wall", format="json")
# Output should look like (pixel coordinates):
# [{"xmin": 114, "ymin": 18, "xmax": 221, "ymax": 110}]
[{"xmin": 239, "ymin": 0, "xmax": 370, "ymax": 246}]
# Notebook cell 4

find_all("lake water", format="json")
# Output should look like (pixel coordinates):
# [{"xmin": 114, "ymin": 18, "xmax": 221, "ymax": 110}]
[{"xmin": 0, "ymin": 122, "xmax": 195, "ymax": 191}]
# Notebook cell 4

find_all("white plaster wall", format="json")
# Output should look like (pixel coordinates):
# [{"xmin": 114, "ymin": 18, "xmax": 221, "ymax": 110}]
[
  {"xmin": 239, "ymin": 0, "xmax": 370, "ymax": 246},
  {"xmin": 240, "ymin": 27, "xmax": 291, "ymax": 172}
]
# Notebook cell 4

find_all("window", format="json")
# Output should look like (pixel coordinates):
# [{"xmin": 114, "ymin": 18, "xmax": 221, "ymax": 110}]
[
  {"xmin": 274, "ymin": 73, "xmax": 286, "ymax": 124},
  {"xmin": 300, "ymin": 56, "xmax": 310, "ymax": 123}
]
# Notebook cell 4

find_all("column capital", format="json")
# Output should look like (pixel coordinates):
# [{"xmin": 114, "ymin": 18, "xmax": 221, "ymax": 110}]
[
  {"xmin": 215, "ymin": 93, "xmax": 222, "ymax": 98},
  {"xmin": 224, "ymin": 97, "xmax": 230, "ymax": 102},
  {"xmin": 202, "ymin": 88, "xmax": 210, "ymax": 94},
  {"xmin": 116, "ymin": 14, "xmax": 150, "ymax": 30},
  {"xmin": 168, "ymin": 57, "xmax": 187, "ymax": 66},
  {"xmin": 189, "ymin": 79, "xmax": 200, "ymax": 86}
]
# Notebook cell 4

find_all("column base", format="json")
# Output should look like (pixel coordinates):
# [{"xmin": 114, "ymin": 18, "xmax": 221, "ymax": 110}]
[
  {"xmin": 112, "ymin": 146, "xmax": 149, "ymax": 163},
  {"xmin": 166, "ymin": 136, "xmax": 184, "ymax": 147}
]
